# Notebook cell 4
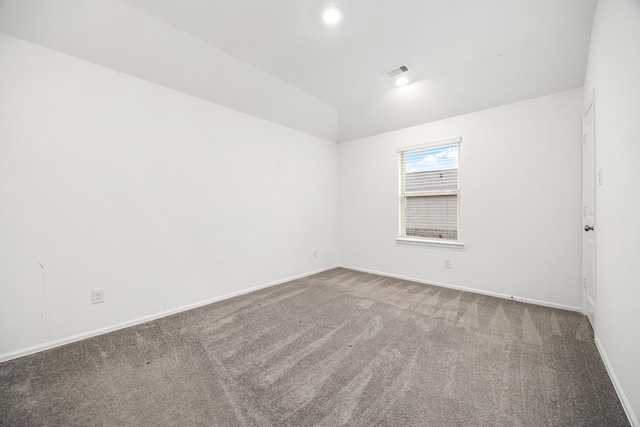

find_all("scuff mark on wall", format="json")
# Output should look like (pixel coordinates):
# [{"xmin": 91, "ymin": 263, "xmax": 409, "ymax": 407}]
[
  {"xmin": 39, "ymin": 263, "xmax": 50, "ymax": 338},
  {"xmin": 39, "ymin": 263, "xmax": 44, "ymax": 294}
]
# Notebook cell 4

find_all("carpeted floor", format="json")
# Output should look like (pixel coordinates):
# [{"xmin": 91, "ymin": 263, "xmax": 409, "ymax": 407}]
[{"xmin": 0, "ymin": 268, "xmax": 629, "ymax": 426}]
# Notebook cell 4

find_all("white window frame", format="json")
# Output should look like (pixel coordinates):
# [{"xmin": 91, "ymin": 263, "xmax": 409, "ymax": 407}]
[{"xmin": 396, "ymin": 137, "xmax": 464, "ymax": 249}]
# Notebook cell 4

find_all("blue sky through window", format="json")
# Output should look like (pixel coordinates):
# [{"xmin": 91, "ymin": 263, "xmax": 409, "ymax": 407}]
[{"xmin": 405, "ymin": 144, "xmax": 458, "ymax": 173}]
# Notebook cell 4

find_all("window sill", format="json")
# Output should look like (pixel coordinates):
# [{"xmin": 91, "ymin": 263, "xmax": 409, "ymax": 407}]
[{"xmin": 396, "ymin": 236, "xmax": 465, "ymax": 249}]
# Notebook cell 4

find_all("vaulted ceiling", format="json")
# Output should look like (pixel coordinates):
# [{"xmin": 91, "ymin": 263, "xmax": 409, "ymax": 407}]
[
  {"xmin": 124, "ymin": 0, "xmax": 597, "ymax": 108},
  {"xmin": 0, "ymin": 0, "xmax": 597, "ymax": 141}
]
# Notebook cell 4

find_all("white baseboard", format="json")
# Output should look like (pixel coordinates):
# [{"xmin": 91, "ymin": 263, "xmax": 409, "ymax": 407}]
[
  {"xmin": 337, "ymin": 264, "xmax": 583, "ymax": 313},
  {"xmin": 595, "ymin": 337, "xmax": 639, "ymax": 427},
  {"xmin": 0, "ymin": 265, "xmax": 339, "ymax": 363}
]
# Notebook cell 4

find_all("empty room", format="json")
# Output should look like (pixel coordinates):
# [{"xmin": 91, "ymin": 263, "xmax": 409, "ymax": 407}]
[{"xmin": 1, "ymin": 0, "xmax": 639, "ymax": 425}]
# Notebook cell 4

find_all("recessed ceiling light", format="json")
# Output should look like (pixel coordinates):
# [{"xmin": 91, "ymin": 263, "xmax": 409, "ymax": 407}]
[
  {"xmin": 395, "ymin": 76, "xmax": 410, "ymax": 87},
  {"xmin": 323, "ymin": 6, "xmax": 343, "ymax": 25}
]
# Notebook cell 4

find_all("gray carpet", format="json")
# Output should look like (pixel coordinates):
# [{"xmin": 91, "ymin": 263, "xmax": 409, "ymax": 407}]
[{"xmin": 0, "ymin": 268, "xmax": 629, "ymax": 426}]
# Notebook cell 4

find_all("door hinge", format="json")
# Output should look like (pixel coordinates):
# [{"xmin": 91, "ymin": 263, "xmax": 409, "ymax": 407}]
[{"xmin": 582, "ymin": 135, "xmax": 586, "ymax": 144}]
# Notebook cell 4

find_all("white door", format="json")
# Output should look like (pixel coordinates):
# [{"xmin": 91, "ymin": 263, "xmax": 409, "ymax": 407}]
[{"xmin": 583, "ymin": 92, "xmax": 596, "ymax": 328}]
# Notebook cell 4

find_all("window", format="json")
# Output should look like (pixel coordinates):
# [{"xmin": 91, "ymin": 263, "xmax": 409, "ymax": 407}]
[{"xmin": 398, "ymin": 137, "xmax": 462, "ymax": 247}]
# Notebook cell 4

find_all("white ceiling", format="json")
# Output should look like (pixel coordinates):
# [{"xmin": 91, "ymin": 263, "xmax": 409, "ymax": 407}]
[
  {"xmin": 123, "ymin": 0, "xmax": 597, "ymax": 108},
  {"xmin": 0, "ymin": 0, "xmax": 597, "ymax": 141}
]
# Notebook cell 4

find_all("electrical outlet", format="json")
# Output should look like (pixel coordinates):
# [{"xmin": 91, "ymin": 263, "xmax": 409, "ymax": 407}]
[
  {"xmin": 92, "ymin": 288, "xmax": 105, "ymax": 304},
  {"xmin": 313, "ymin": 250, "xmax": 318, "ymax": 258},
  {"xmin": 444, "ymin": 259, "xmax": 452, "ymax": 269}
]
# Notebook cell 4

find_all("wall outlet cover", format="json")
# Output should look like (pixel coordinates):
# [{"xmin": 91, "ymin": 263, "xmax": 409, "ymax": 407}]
[{"xmin": 92, "ymin": 289, "xmax": 105, "ymax": 304}]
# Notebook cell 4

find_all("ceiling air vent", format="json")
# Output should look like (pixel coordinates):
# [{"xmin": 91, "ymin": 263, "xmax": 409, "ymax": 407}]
[{"xmin": 383, "ymin": 64, "xmax": 410, "ymax": 79}]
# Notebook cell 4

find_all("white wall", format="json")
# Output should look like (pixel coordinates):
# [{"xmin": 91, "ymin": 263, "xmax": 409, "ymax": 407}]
[
  {"xmin": 0, "ymin": 0, "xmax": 338, "ymax": 142},
  {"xmin": 339, "ymin": 88, "xmax": 584, "ymax": 309},
  {"xmin": 0, "ymin": 34, "xmax": 338, "ymax": 360},
  {"xmin": 584, "ymin": 0, "xmax": 640, "ymax": 424}
]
